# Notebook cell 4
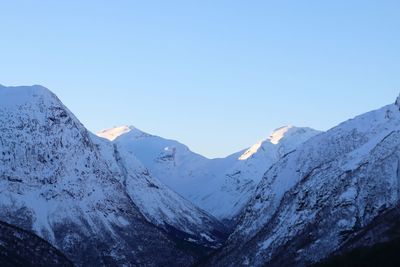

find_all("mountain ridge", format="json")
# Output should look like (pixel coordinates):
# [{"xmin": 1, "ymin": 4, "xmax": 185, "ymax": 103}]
[
  {"xmin": 2, "ymin": 83, "xmax": 399, "ymax": 267},
  {"xmin": 206, "ymin": 94, "xmax": 400, "ymax": 266},
  {"xmin": 0, "ymin": 85, "xmax": 226, "ymax": 266},
  {"xmin": 99, "ymin": 124, "xmax": 321, "ymax": 221}
]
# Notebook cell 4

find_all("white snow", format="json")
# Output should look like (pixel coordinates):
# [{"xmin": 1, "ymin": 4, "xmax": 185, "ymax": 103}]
[
  {"xmin": 98, "ymin": 125, "xmax": 320, "ymax": 220},
  {"xmin": 0, "ymin": 84, "xmax": 225, "ymax": 261},
  {"xmin": 94, "ymin": 133, "xmax": 225, "ymax": 246},
  {"xmin": 227, "ymin": 96, "xmax": 400, "ymax": 265},
  {"xmin": 97, "ymin": 125, "xmax": 135, "ymax": 141},
  {"xmin": 239, "ymin": 141, "xmax": 263, "ymax": 160},
  {"xmin": 0, "ymin": 85, "xmax": 54, "ymax": 109}
]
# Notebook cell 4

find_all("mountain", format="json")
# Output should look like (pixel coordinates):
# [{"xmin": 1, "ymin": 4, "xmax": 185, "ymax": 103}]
[
  {"xmin": 96, "ymin": 127, "xmax": 227, "ymax": 248},
  {"xmin": 98, "ymin": 125, "xmax": 209, "ymax": 197},
  {"xmin": 4, "ymin": 83, "xmax": 397, "ymax": 267},
  {"xmin": 198, "ymin": 126, "xmax": 321, "ymax": 221},
  {"xmin": 207, "ymin": 95, "xmax": 400, "ymax": 266},
  {"xmin": 99, "ymin": 125, "xmax": 320, "ymax": 222},
  {"xmin": 0, "ymin": 85, "xmax": 225, "ymax": 266},
  {"xmin": 0, "ymin": 220, "xmax": 73, "ymax": 267}
]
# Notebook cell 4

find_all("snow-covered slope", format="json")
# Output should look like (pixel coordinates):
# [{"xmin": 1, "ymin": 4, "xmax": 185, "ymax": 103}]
[
  {"xmin": 198, "ymin": 126, "xmax": 321, "ymax": 221},
  {"xmin": 99, "ymin": 125, "xmax": 320, "ymax": 221},
  {"xmin": 95, "ymin": 136, "xmax": 227, "ymax": 248},
  {"xmin": 99, "ymin": 125, "xmax": 210, "ymax": 194},
  {"xmin": 0, "ymin": 85, "xmax": 221, "ymax": 266},
  {"xmin": 209, "ymin": 95, "xmax": 400, "ymax": 266}
]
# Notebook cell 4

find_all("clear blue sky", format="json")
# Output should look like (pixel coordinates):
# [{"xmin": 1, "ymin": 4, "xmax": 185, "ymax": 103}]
[{"xmin": 1, "ymin": 1, "xmax": 399, "ymax": 158}]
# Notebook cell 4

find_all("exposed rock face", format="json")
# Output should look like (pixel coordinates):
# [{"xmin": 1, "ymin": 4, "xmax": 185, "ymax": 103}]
[{"xmin": 207, "ymin": 99, "xmax": 400, "ymax": 266}]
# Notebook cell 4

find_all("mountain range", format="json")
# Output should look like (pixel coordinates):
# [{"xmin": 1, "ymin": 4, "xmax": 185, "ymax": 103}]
[
  {"xmin": 1, "ymin": 84, "xmax": 399, "ymax": 267},
  {"xmin": 98, "ymin": 125, "xmax": 320, "ymax": 224}
]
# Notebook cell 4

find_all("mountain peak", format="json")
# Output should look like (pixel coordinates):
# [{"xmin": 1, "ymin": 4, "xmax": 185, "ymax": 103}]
[
  {"xmin": 0, "ymin": 85, "xmax": 57, "ymax": 109},
  {"xmin": 238, "ymin": 126, "xmax": 320, "ymax": 161},
  {"xmin": 97, "ymin": 125, "xmax": 151, "ymax": 141},
  {"xmin": 268, "ymin": 125, "xmax": 295, "ymax": 144},
  {"xmin": 238, "ymin": 126, "xmax": 294, "ymax": 160},
  {"xmin": 0, "ymin": 84, "xmax": 51, "ymax": 93},
  {"xmin": 97, "ymin": 125, "xmax": 134, "ymax": 141}
]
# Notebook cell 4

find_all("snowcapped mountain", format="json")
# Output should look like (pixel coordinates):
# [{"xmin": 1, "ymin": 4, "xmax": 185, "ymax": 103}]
[
  {"xmin": 98, "ymin": 126, "xmax": 210, "ymax": 198},
  {"xmin": 4, "ymin": 83, "xmax": 397, "ymax": 267},
  {"xmin": 95, "ymin": 136, "xmax": 228, "ymax": 248},
  {"xmin": 98, "ymin": 125, "xmax": 209, "ymax": 195},
  {"xmin": 208, "ymin": 95, "xmax": 400, "ymax": 266},
  {"xmin": 99, "ymin": 125, "xmax": 320, "ymax": 222},
  {"xmin": 201, "ymin": 126, "xmax": 321, "ymax": 221},
  {"xmin": 0, "ymin": 85, "xmax": 225, "ymax": 266}
]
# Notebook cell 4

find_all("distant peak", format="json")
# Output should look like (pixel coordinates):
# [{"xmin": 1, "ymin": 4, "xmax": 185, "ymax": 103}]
[
  {"xmin": 97, "ymin": 125, "xmax": 151, "ymax": 141},
  {"xmin": 97, "ymin": 125, "xmax": 134, "ymax": 141},
  {"xmin": 238, "ymin": 125, "xmax": 320, "ymax": 160},
  {"xmin": 239, "ymin": 125, "xmax": 293, "ymax": 160},
  {"xmin": 268, "ymin": 125, "xmax": 294, "ymax": 145}
]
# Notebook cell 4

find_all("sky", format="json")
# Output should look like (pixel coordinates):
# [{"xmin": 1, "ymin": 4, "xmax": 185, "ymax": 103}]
[{"xmin": 1, "ymin": 0, "xmax": 399, "ymax": 158}]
